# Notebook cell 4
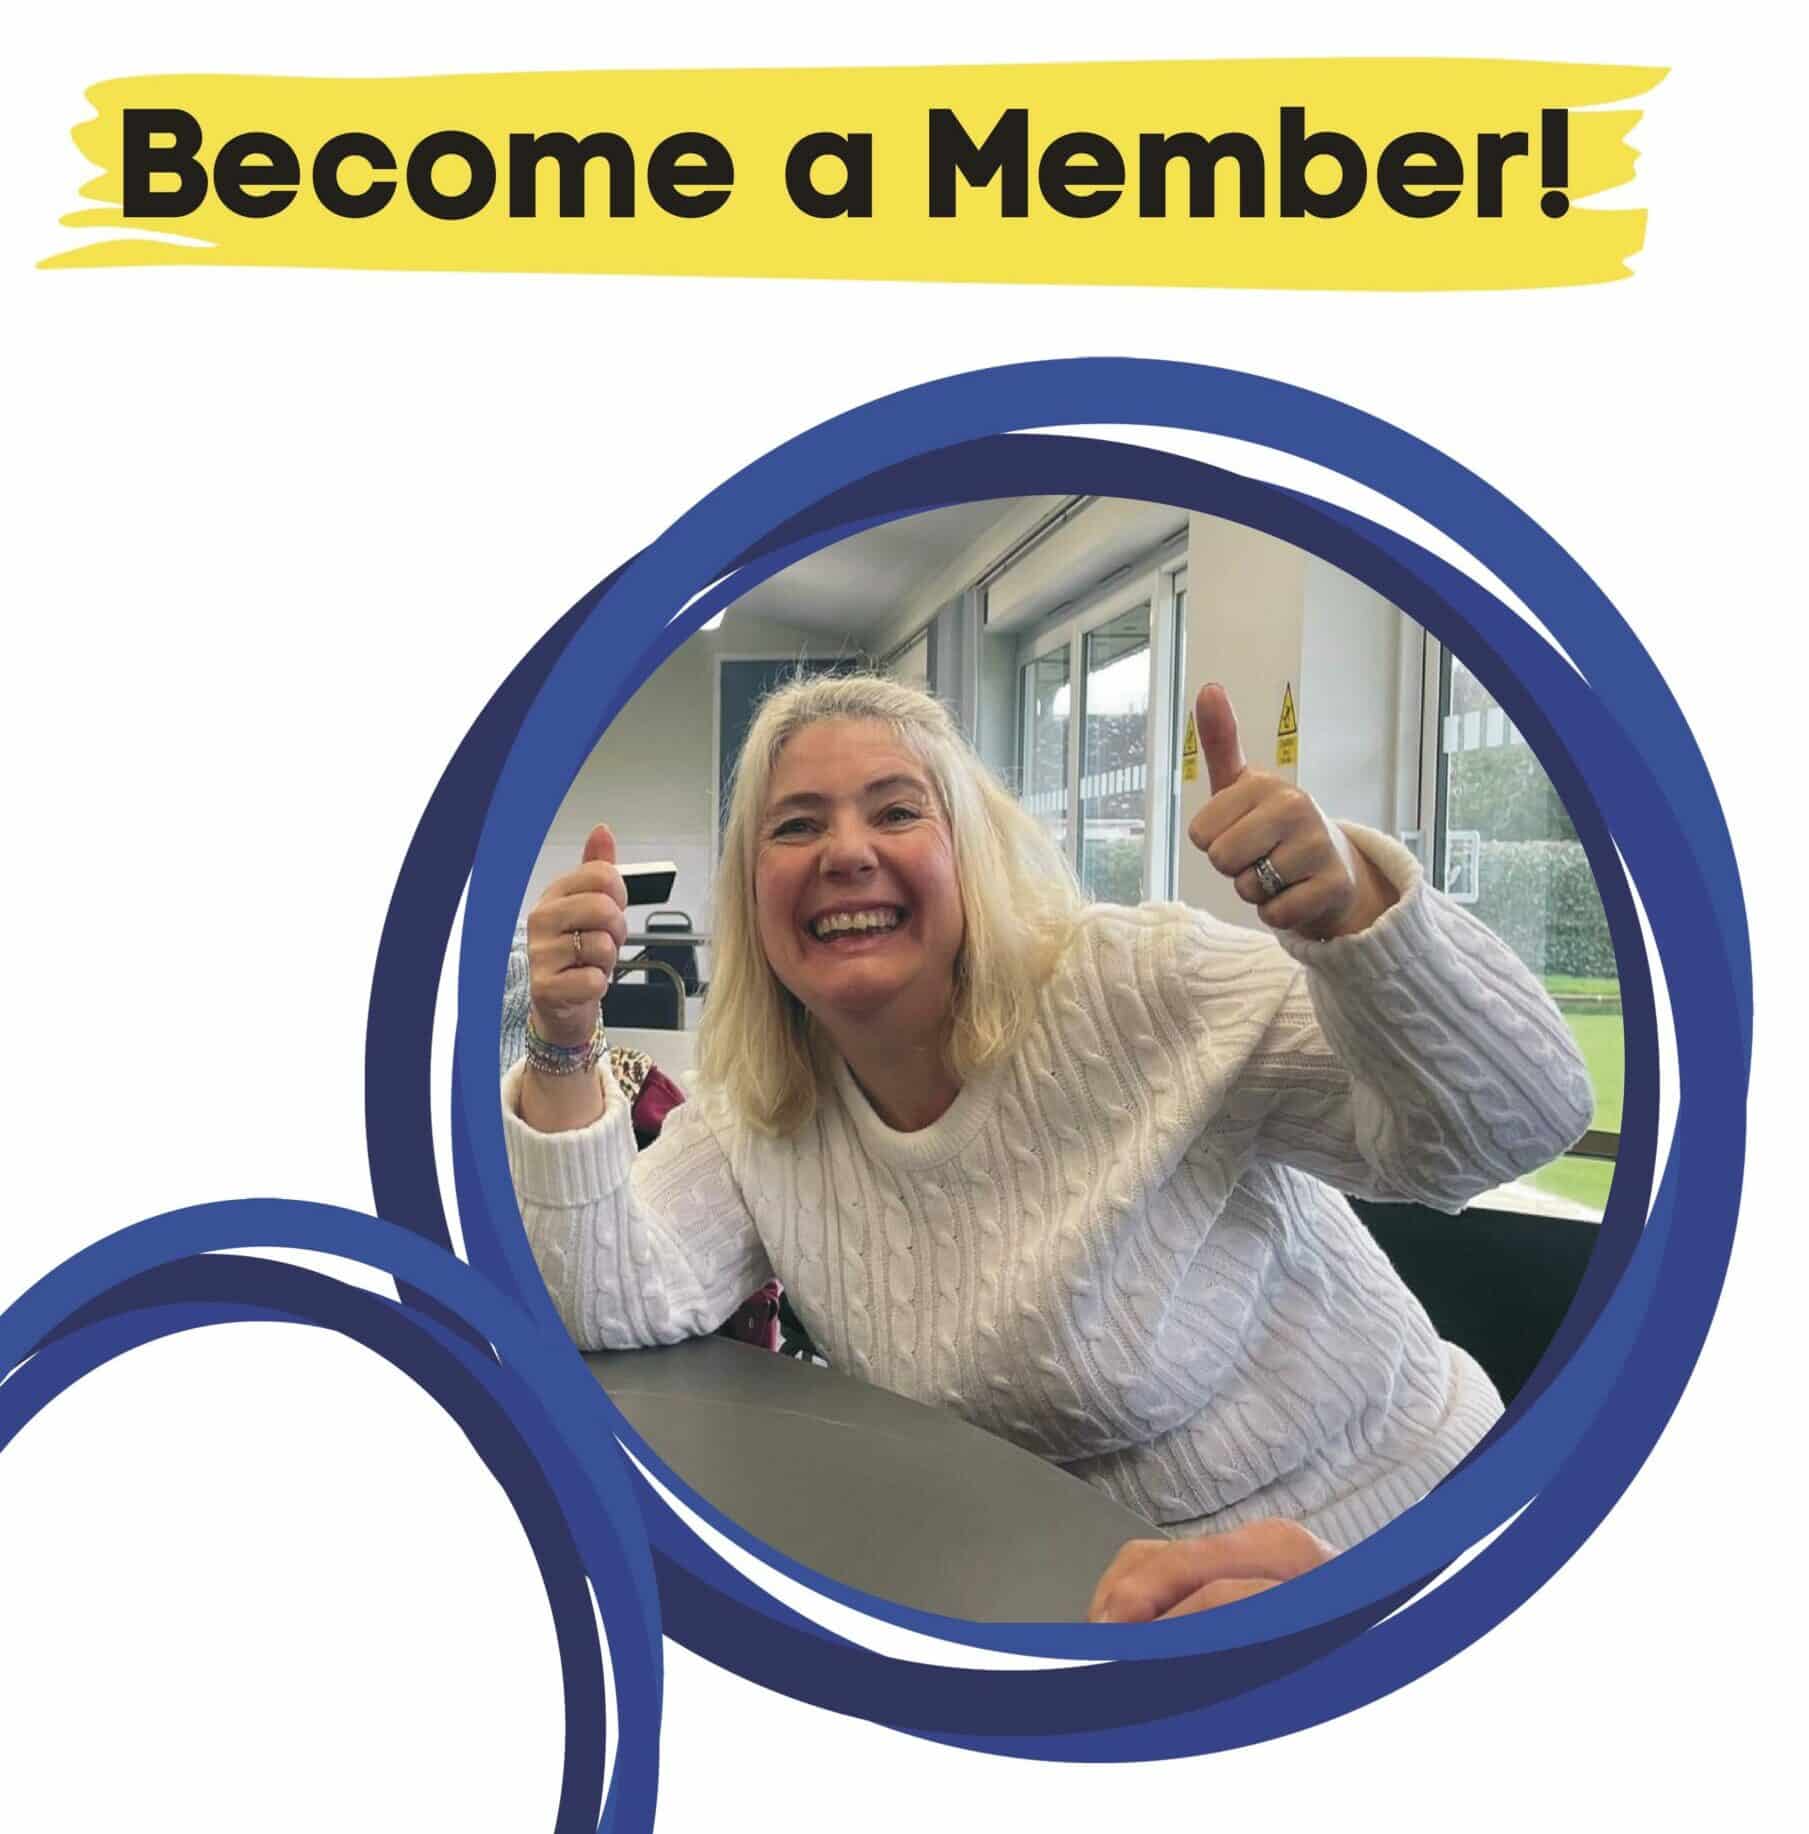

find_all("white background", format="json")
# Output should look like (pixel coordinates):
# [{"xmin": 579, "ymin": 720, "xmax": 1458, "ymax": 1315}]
[{"xmin": 1, "ymin": 6, "xmax": 1798, "ymax": 1829}]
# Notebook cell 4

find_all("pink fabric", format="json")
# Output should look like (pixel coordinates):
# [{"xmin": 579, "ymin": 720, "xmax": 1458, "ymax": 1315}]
[
  {"xmin": 716, "ymin": 1279, "xmax": 786, "ymax": 1353},
  {"xmin": 630, "ymin": 1066, "xmax": 686, "ymax": 1148}
]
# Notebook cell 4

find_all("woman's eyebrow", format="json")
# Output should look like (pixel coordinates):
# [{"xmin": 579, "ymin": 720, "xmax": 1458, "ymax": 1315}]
[
  {"xmin": 862, "ymin": 773, "xmax": 932, "ymax": 801},
  {"xmin": 764, "ymin": 774, "xmax": 931, "ymax": 819},
  {"xmin": 764, "ymin": 790, "xmax": 828, "ymax": 819}
]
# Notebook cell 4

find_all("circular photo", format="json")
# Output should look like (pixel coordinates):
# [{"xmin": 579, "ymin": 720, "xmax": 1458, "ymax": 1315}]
[{"xmin": 497, "ymin": 492, "xmax": 1619, "ymax": 1623}]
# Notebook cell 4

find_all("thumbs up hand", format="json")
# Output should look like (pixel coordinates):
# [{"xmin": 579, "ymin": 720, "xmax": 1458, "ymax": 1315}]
[
  {"xmin": 1186, "ymin": 684, "xmax": 1396, "ymax": 940},
  {"xmin": 524, "ymin": 822, "xmax": 631, "ymax": 1046}
]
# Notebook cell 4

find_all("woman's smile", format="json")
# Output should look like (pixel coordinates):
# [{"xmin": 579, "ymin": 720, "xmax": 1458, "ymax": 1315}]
[{"xmin": 805, "ymin": 902, "xmax": 906, "ymax": 945}]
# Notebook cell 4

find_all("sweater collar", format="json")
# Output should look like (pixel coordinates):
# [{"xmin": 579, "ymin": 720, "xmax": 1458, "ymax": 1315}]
[{"xmin": 829, "ymin": 1051, "xmax": 1002, "ymax": 1169}]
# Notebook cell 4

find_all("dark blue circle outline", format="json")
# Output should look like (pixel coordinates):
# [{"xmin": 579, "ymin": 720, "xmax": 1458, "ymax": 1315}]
[
  {"xmin": 449, "ymin": 437, "xmax": 1659, "ymax": 1662},
  {"xmin": 0, "ymin": 1201, "xmax": 664, "ymax": 1834},
  {"xmin": 402, "ymin": 360, "xmax": 1743, "ymax": 1745},
  {"xmin": 450, "ymin": 447, "xmax": 1673, "ymax": 1655},
  {"xmin": 451, "ymin": 405, "xmax": 1731, "ymax": 1687},
  {"xmin": 675, "ymin": 453, "xmax": 1661, "ymax": 1667},
  {"xmin": 7, "ymin": 1257, "xmax": 608, "ymax": 1830}
]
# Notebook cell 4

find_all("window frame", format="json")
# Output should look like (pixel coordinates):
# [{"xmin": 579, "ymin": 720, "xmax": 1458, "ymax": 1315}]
[
  {"xmin": 1012, "ymin": 537, "xmax": 1188, "ymax": 902},
  {"xmin": 1421, "ymin": 633, "xmax": 1620, "ymax": 1173}
]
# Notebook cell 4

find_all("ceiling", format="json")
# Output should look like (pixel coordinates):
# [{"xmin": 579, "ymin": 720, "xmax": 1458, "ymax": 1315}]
[{"xmin": 719, "ymin": 499, "xmax": 1022, "ymax": 644}]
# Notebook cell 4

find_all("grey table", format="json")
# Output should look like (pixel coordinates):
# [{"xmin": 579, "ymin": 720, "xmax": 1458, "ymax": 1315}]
[{"xmin": 585, "ymin": 1337, "xmax": 1153, "ymax": 1622}]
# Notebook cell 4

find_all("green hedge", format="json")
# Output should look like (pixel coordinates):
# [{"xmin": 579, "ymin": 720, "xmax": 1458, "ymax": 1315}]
[
  {"xmin": 1470, "ymin": 839, "xmax": 1617, "ymax": 978},
  {"xmin": 1084, "ymin": 837, "xmax": 1145, "ymax": 905}
]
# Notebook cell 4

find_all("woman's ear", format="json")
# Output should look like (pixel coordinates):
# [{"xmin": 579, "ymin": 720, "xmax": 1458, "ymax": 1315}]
[{"xmin": 951, "ymin": 940, "xmax": 972, "ymax": 995}]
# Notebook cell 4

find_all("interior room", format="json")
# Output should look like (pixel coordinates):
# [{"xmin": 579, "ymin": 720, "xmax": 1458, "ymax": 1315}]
[
  {"xmin": 522, "ymin": 490, "xmax": 1617, "ymax": 1224},
  {"xmin": 506, "ymin": 493, "xmax": 1624, "ymax": 1616}
]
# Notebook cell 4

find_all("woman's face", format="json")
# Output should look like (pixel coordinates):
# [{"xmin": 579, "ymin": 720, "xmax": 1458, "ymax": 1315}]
[{"xmin": 753, "ymin": 718, "xmax": 965, "ymax": 1042}]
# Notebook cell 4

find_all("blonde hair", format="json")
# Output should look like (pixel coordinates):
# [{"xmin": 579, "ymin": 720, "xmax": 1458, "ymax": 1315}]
[{"xmin": 695, "ymin": 671, "xmax": 1083, "ymax": 1134}]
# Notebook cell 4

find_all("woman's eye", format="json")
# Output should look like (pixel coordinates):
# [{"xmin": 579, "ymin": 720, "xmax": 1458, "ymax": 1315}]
[
  {"xmin": 770, "ymin": 817, "xmax": 814, "ymax": 838},
  {"xmin": 879, "ymin": 805, "xmax": 921, "ymax": 825}
]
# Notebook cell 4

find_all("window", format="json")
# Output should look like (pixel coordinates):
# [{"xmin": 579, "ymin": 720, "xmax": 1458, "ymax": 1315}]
[
  {"xmin": 1019, "ymin": 648, "xmax": 1071, "ymax": 852},
  {"xmin": 1078, "ymin": 606, "xmax": 1152, "ymax": 902},
  {"xmin": 1431, "ymin": 646, "xmax": 1621, "ymax": 1221},
  {"xmin": 1014, "ymin": 551, "xmax": 1186, "ymax": 904}
]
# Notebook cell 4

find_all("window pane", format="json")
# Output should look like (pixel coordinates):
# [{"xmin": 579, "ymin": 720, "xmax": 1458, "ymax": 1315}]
[
  {"xmin": 1079, "ymin": 606, "xmax": 1151, "ymax": 904},
  {"xmin": 1439, "ymin": 653, "xmax": 1621, "ymax": 1220},
  {"xmin": 1021, "ymin": 650, "xmax": 1071, "ymax": 854}
]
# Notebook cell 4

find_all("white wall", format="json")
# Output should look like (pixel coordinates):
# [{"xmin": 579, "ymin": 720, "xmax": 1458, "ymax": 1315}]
[
  {"xmin": 1175, "ymin": 521, "xmax": 1414, "ymax": 929},
  {"xmin": 1175, "ymin": 513, "xmax": 1309, "ymax": 927},
  {"xmin": 520, "ymin": 612, "xmax": 823, "ymax": 932},
  {"xmin": 1299, "ymin": 556, "xmax": 1412, "ymax": 835}
]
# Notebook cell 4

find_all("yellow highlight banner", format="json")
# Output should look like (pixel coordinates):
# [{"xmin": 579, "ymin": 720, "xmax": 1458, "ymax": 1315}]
[{"xmin": 46, "ymin": 60, "xmax": 1662, "ymax": 289}]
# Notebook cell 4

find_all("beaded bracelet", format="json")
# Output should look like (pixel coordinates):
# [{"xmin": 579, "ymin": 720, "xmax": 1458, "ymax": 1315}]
[{"xmin": 524, "ymin": 1012, "xmax": 607, "ymax": 1076}]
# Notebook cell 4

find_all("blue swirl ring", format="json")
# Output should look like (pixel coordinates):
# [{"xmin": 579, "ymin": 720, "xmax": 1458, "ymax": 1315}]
[
  {"xmin": 0, "ymin": 360, "xmax": 1749, "ymax": 1798},
  {"xmin": 0, "ymin": 1203, "xmax": 662, "ymax": 1833},
  {"xmin": 432, "ymin": 362, "xmax": 1744, "ymax": 1752}
]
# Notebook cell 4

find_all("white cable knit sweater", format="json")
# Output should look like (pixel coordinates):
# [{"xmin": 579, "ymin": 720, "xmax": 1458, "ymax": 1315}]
[{"xmin": 503, "ymin": 832, "xmax": 1594, "ymax": 1550}]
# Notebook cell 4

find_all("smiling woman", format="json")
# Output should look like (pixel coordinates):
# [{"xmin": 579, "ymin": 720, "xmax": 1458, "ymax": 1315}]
[
  {"xmin": 710, "ymin": 677, "xmax": 1075, "ymax": 1137},
  {"xmin": 752, "ymin": 729, "xmax": 967, "ymax": 1132},
  {"xmin": 503, "ymin": 665, "xmax": 1594, "ymax": 1619}
]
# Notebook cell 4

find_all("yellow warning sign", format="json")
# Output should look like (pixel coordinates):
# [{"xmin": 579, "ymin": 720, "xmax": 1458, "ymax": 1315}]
[
  {"xmin": 1276, "ymin": 682, "xmax": 1299, "ymax": 767},
  {"xmin": 1181, "ymin": 711, "xmax": 1200, "ymax": 783}
]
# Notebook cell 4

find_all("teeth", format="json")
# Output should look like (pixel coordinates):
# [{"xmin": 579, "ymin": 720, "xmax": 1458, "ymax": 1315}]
[{"xmin": 812, "ymin": 908, "xmax": 901, "ymax": 938}]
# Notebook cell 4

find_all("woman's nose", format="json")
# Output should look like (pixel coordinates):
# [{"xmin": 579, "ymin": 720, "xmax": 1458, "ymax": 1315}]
[{"xmin": 820, "ymin": 812, "xmax": 878, "ymax": 876}]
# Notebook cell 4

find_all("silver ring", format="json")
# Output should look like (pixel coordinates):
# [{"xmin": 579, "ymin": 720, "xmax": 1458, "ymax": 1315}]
[
  {"xmin": 570, "ymin": 929, "xmax": 585, "ymax": 965},
  {"xmin": 1251, "ymin": 854, "xmax": 1288, "ymax": 900}
]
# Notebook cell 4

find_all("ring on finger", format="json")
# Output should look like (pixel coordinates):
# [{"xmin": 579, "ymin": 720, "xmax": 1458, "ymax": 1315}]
[
  {"xmin": 569, "ymin": 928, "xmax": 586, "ymax": 965},
  {"xmin": 1251, "ymin": 854, "xmax": 1288, "ymax": 900}
]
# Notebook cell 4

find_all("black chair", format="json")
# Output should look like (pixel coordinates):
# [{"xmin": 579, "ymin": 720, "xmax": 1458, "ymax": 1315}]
[
  {"xmin": 1350, "ymin": 1197, "xmax": 1601, "ymax": 1404},
  {"xmin": 607, "ymin": 959, "xmax": 686, "ymax": 1030},
  {"xmin": 625, "ymin": 908, "xmax": 703, "ymax": 996}
]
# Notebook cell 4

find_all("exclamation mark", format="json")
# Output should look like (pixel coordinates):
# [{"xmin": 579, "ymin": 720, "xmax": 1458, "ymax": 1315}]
[{"xmin": 1540, "ymin": 108, "xmax": 1570, "ymax": 218}]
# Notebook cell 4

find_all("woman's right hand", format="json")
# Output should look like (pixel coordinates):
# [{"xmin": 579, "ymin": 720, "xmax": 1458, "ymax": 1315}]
[
  {"xmin": 526, "ymin": 823, "xmax": 630, "ymax": 1046},
  {"xmin": 1086, "ymin": 1518, "xmax": 1335, "ymax": 1622}
]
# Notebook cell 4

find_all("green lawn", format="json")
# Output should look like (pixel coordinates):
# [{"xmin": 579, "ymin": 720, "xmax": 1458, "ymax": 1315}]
[
  {"xmin": 1522, "ymin": 1006, "xmax": 1624, "ymax": 1214},
  {"xmin": 1562, "ymin": 1012, "xmax": 1624, "ymax": 1133},
  {"xmin": 1526, "ymin": 1154, "xmax": 1616, "ymax": 1212}
]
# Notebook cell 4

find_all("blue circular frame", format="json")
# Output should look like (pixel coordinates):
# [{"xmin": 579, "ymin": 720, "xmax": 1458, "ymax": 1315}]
[
  {"xmin": 1, "ymin": 359, "xmax": 1747, "ymax": 1823},
  {"xmin": 0, "ymin": 1201, "xmax": 663, "ymax": 1833},
  {"xmin": 424, "ymin": 360, "xmax": 1746, "ymax": 1752}
]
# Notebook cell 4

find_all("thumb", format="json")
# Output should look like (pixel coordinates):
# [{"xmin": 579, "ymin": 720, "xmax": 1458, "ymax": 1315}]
[
  {"xmin": 1195, "ymin": 683, "xmax": 1247, "ymax": 794},
  {"xmin": 582, "ymin": 822, "xmax": 617, "ymax": 867}
]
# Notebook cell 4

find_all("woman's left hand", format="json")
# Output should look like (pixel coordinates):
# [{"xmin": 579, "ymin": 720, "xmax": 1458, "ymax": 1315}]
[
  {"xmin": 1188, "ymin": 682, "xmax": 1397, "ymax": 940},
  {"xmin": 1087, "ymin": 1518, "xmax": 1336, "ymax": 1622}
]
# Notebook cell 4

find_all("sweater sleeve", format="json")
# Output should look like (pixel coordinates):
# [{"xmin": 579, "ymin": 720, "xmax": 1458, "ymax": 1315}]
[
  {"xmin": 1176, "ymin": 826, "xmax": 1595, "ymax": 1211},
  {"xmin": 501, "ymin": 1060, "xmax": 775, "ymax": 1350}
]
